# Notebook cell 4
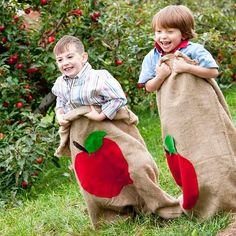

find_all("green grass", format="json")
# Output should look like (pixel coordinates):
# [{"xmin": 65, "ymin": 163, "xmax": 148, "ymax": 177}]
[
  {"xmin": 0, "ymin": 85, "xmax": 236, "ymax": 236},
  {"xmin": 223, "ymin": 85, "xmax": 236, "ymax": 125}
]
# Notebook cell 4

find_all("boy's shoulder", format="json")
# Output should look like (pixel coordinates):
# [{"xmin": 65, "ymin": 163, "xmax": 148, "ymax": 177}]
[
  {"xmin": 143, "ymin": 48, "xmax": 161, "ymax": 64},
  {"xmin": 182, "ymin": 41, "xmax": 208, "ymax": 56},
  {"xmin": 57, "ymin": 74, "xmax": 65, "ymax": 79},
  {"xmin": 92, "ymin": 68, "xmax": 109, "ymax": 73},
  {"xmin": 91, "ymin": 68, "xmax": 112, "ymax": 77},
  {"xmin": 186, "ymin": 41, "xmax": 204, "ymax": 50},
  {"xmin": 146, "ymin": 48, "xmax": 157, "ymax": 56},
  {"xmin": 54, "ymin": 74, "xmax": 64, "ymax": 83}
]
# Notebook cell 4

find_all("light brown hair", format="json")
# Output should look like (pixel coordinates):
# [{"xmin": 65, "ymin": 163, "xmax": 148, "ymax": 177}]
[
  {"xmin": 53, "ymin": 35, "xmax": 85, "ymax": 56},
  {"xmin": 152, "ymin": 5, "xmax": 196, "ymax": 39}
]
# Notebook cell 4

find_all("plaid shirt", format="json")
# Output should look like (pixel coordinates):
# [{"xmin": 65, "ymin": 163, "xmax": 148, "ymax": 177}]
[{"xmin": 52, "ymin": 62, "xmax": 127, "ymax": 120}]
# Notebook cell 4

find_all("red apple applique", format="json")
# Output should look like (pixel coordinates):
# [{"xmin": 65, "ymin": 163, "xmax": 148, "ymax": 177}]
[
  {"xmin": 73, "ymin": 131, "xmax": 133, "ymax": 198},
  {"xmin": 165, "ymin": 135, "xmax": 199, "ymax": 210}
]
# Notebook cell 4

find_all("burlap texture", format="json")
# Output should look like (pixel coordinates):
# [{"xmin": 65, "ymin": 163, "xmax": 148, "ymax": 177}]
[
  {"xmin": 55, "ymin": 106, "xmax": 182, "ymax": 228},
  {"xmin": 157, "ymin": 52, "xmax": 236, "ymax": 219}
]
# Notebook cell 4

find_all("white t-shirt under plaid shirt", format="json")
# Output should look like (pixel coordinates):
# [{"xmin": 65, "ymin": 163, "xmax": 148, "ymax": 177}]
[{"xmin": 51, "ymin": 62, "xmax": 127, "ymax": 120}]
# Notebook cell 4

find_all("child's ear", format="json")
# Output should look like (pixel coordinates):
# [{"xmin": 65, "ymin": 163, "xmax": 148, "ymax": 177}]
[{"xmin": 82, "ymin": 52, "xmax": 88, "ymax": 63}]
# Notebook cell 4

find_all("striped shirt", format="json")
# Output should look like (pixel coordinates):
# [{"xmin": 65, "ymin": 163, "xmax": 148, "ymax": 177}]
[{"xmin": 52, "ymin": 62, "xmax": 127, "ymax": 120}]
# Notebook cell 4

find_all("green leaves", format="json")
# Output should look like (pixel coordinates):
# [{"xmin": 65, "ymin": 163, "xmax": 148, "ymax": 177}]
[{"xmin": 0, "ymin": 112, "xmax": 59, "ymax": 203}]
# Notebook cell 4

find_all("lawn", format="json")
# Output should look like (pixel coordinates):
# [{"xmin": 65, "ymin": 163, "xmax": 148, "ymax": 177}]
[{"xmin": 0, "ymin": 85, "xmax": 235, "ymax": 236}]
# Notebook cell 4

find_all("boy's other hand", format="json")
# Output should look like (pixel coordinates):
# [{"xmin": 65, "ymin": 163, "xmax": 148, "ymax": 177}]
[
  {"xmin": 57, "ymin": 114, "xmax": 70, "ymax": 126},
  {"xmin": 173, "ymin": 57, "xmax": 190, "ymax": 74},
  {"xmin": 84, "ymin": 105, "xmax": 106, "ymax": 121},
  {"xmin": 156, "ymin": 62, "xmax": 171, "ymax": 80}
]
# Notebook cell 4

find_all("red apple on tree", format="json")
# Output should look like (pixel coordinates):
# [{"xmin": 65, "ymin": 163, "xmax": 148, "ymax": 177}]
[
  {"xmin": 27, "ymin": 67, "xmax": 39, "ymax": 74},
  {"xmin": 41, "ymin": 0, "xmax": 48, "ymax": 5},
  {"xmin": 73, "ymin": 131, "xmax": 133, "ymax": 198},
  {"xmin": 93, "ymin": 11, "xmax": 101, "ymax": 17},
  {"xmin": 71, "ymin": 9, "xmax": 83, "ymax": 16},
  {"xmin": 90, "ymin": 11, "xmax": 101, "ymax": 22},
  {"xmin": 1, "ymin": 37, "xmax": 7, "ymax": 44},
  {"xmin": 115, "ymin": 59, "xmax": 123, "ymax": 66},
  {"xmin": 0, "ymin": 133, "xmax": 5, "ymax": 140},
  {"xmin": 12, "ymin": 54, "xmax": 18, "ymax": 61},
  {"xmin": 36, "ymin": 157, "xmax": 43, "ymax": 164},
  {"xmin": 0, "ymin": 25, "xmax": 5, "ymax": 32},
  {"xmin": 27, "ymin": 94, "xmax": 33, "ymax": 101},
  {"xmin": 8, "ymin": 53, "xmax": 19, "ymax": 65},
  {"xmin": 15, "ymin": 101, "xmax": 24, "ymax": 109},
  {"xmin": 16, "ymin": 63, "xmax": 24, "ymax": 70},
  {"xmin": 8, "ymin": 57, "xmax": 16, "ymax": 65},
  {"xmin": 21, "ymin": 180, "xmax": 28, "ymax": 188},
  {"xmin": 13, "ymin": 15, "xmax": 19, "ymax": 22},
  {"xmin": 48, "ymin": 36, "xmax": 55, "ymax": 43}
]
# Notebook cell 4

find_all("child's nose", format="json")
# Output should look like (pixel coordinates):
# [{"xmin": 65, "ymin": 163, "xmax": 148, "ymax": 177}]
[
  {"xmin": 160, "ymin": 32, "xmax": 167, "ymax": 38},
  {"xmin": 62, "ymin": 59, "xmax": 69, "ymax": 65}
]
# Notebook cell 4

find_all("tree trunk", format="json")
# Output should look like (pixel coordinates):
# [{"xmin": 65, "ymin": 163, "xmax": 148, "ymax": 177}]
[{"xmin": 34, "ymin": 92, "xmax": 56, "ymax": 115}]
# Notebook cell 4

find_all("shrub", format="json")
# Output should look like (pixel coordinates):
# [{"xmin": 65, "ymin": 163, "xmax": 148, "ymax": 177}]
[{"xmin": 0, "ymin": 112, "xmax": 59, "ymax": 206}]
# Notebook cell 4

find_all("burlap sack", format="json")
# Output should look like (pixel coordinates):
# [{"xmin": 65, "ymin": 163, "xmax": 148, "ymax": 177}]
[
  {"xmin": 55, "ymin": 106, "xmax": 182, "ymax": 228},
  {"xmin": 157, "ymin": 51, "xmax": 236, "ymax": 219}
]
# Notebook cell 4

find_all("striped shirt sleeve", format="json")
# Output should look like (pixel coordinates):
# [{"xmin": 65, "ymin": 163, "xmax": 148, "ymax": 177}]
[
  {"xmin": 100, "ymin": 71, "xmax": 127, "ymax": 119},
  {"xmin": 51, "ymin": 77, "xmax": 66, "ymax": 110}
]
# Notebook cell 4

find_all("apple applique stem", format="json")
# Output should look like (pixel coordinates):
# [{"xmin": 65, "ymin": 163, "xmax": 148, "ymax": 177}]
[
  {"xmin": 73, "ymin": 130, "xmax": 133, "ymax": 197},
  {"xmin": 73, "ymin": 140, "xmax": 88, "ymax": 153},
  {"xmin": 164, "ymin": 135, "xmax": 199, "ymax": 210}
]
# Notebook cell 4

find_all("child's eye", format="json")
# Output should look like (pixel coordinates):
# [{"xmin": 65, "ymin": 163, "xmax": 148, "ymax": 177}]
[
  {"xmin": 57, "ymin": 59, "xmax": 62, "ymax": 63},
  {"xmin": 67, "ymin": 55, "xmax": 73, "ymax": 59}
]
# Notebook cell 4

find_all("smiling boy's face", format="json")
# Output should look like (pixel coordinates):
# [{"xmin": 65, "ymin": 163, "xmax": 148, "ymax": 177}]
[
  {"xmin": 55, "ymin": 44, "xmax": 88, "ymax": 78},
  {"xmin": 154, "ymin": 27, "xmax": 184, "ymax": 53}
]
